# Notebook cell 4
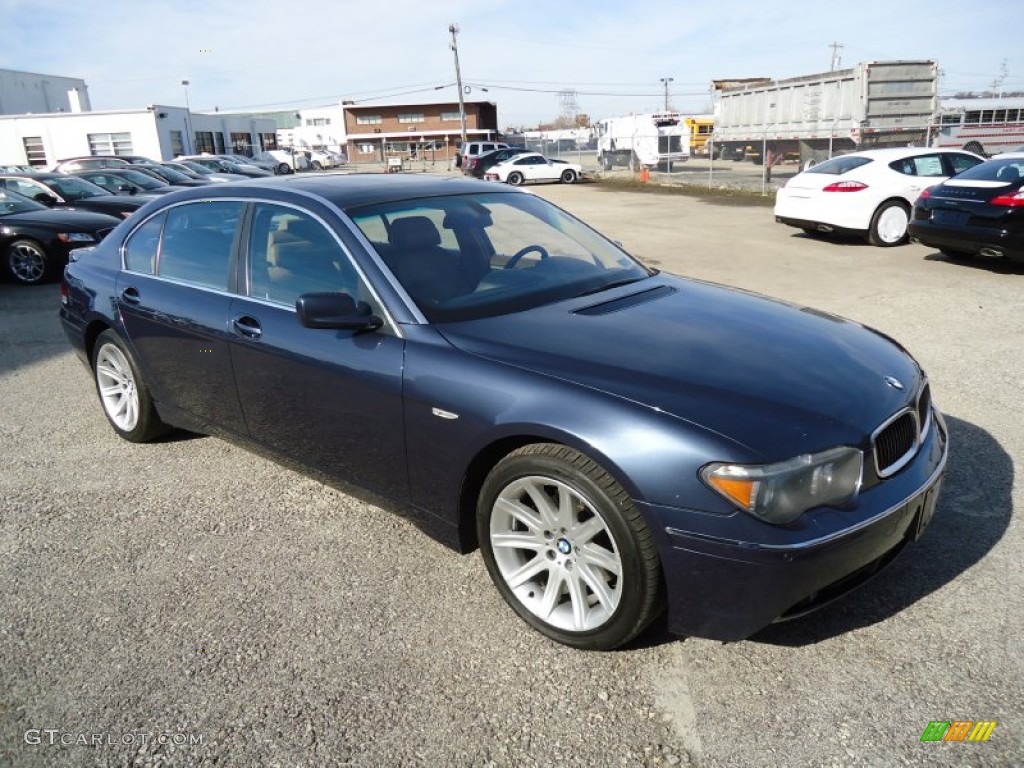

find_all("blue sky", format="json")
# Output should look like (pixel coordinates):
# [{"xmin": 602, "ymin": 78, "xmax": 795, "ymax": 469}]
[{"xmin": 2, "ymin": 0, "xmax": 1020, "ymax": 128}]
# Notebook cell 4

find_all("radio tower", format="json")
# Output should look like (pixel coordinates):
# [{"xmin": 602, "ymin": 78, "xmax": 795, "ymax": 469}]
[{"xmin": 558, "ymin": 89, "xmax": 580, "ymax": 124}]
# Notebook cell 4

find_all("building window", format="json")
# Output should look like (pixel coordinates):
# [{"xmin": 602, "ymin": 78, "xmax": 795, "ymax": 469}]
[
  {"xmin": 398, "ymin": 113, "xmax": 424, "ymax": 124},
  {"xmin": 356, "ymin": 115, "xmax": 382, "ymax": 125},
  {"xmin": 357, "ymin": 143, "xmax": 376, "ymax": 154},
  {"xmin": 306, "ymin": 117, "xmax": 330, "ymax": 126},
  {"xmin": 387, "ymin": 142, "xmax": 411, "ymax": 153},
  {"xmin": 169, "ymin": 130, "xmax": 185, "ymax": 157},
  {"xmin": 22, "ymin": 136, "xmax": 47, "ymax": 167},
  {"xmin": 194, "ymin": 132, "xmax": 215, "ymax": 154},
  {"xmin": 230, "ymin": 132, "xmax": 252, "ymax": 155},
  {"xmin": 88, "ymin": 132, "xmax": 133, "ymax": 156},
  {"xmin": 214, "ymin": 133, "xmax": 226, "ymax": 154},
  {"xmin": 260, "ymin": 133, "xmax": 278, "ymax": 151},
  {"xmin": 440, "ymin": 111, "xmax": 461, "ymax": 122}
]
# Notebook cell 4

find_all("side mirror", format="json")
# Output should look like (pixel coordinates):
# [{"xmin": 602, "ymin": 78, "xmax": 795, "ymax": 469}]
[
  {"xmin": 296, "ymin": 292, "xmax": 383, "ymax": 332},
  {"xmin": 34, "ymin": 192, "xmax": 58, "ymax": 206}
]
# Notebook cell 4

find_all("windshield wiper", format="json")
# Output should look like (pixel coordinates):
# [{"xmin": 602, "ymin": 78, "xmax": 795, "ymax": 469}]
[{"xmin": 573, "ymin": 276, "xmax": 645, "ymax": 299}]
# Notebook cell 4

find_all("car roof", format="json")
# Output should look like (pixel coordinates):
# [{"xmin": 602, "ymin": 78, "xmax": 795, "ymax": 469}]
[
  {"xmin": 843, "ymin": 147, "xmax": 975, "ymax": 160},
  {"xmin": 0, "ymin": 172, "xmax": 62, "ymax": 180},
  {"xmin": 145, "ymin": 173, "xmax": 519, "ymax": 210}
]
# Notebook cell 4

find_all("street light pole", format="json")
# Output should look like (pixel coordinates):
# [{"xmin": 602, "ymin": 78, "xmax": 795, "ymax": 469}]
[
  {"xmin": 181, "ymin": 79, "xmax": 193, "ymax": 154},
  {"xmin": 449, "ymin": 24, "xmax": 468, "ymax": 147},
  {"xmin": 660, "ymin": 77, "xmax": 673, "ymax": 111}
]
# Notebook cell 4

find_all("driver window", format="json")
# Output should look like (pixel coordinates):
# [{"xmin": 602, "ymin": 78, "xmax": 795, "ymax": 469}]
[{"xmin": 248, "ymin": 203, "xmax": 362, "ymax": 307}]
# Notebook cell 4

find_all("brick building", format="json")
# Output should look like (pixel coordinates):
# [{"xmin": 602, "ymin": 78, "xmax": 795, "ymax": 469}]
[{"xmin": 343, "ymin": 101, "xmax": 498, "ymax": 165}]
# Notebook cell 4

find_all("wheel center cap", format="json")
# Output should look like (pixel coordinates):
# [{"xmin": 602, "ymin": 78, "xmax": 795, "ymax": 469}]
[{"xmin": 556, "ymin": 537, "xmax": 572, "ymax": 555}]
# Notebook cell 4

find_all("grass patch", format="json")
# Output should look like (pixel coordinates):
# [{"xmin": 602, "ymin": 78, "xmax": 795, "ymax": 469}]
[{"xmin": 592, "ymin": 176, "xmax": 775, "ymax": 207}]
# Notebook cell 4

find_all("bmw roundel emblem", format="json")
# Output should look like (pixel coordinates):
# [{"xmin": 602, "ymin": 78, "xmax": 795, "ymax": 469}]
[
  {"xmin": 884, "ymin": 376, "xmax": 905, "ymax": 391},
  {"xmin": 557, "ymin": 538, "xmax": 572, "ymax": 555}
]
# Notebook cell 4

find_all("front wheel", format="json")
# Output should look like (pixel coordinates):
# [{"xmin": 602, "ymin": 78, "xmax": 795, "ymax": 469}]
[
  {"xmin": 5, "ymin": 239, "xmax": 52, "ymax": 285},
  {"xmin": 868, "ymin": 201, "xmax": 910, "ymax": 247},
  {"xmin": 477, "ymin": 443, "xmax": 664, "ymax": 650},
  {"xmin": 311, "ymin": 161, "xmax": 323, "ymax": 171},
  {"xmin": 276, "ymin": 163, "xmax": 291, "ymax": 175},
  {"xmin": 560, "ymin": 169, "xmax": 577, "ymax": 184},
  {"xmin": 507, "ymin": 171, "xmax": 524, "ymax": 186},
  {"xmin": 92, "ymin": 330, "xmax": 169, "ymax": 442}
]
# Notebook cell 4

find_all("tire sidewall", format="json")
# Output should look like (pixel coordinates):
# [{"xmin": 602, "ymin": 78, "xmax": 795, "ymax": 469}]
[
  {"xmin": 477, "ymin": 448, "xmax": 652, "ymax": 649},
  {"xmin": 560, "ymin": 169, "xmax": 576, "ymax": 184},
  {"xmin": 869, "ymin": 201, "xmax": 910, "ymax": 247},
  {"xmin": 507, "ymin": 172, "xmax": 524, "ymax": 186},
  {"xmin": 91, "ymin": 330, "xmax": 163, "ymax": 442}
]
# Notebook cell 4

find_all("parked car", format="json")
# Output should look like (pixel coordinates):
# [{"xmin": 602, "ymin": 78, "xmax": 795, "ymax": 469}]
[
  {"xmin": 774, "ymin": 148, "xmax": 984, "ymax": 246},
  {"xmin": 130, "ymin": 164, "xmax": 211, "ymax": 188},
  {"xmin": 484, "ymin": 152, "xmax": 584, "ymax": 185},
  {"xmin": 220, "ymin": 153, "xmax": 277, "ymax": 172},
  {"xmin": 307, "ymin": 149, "xmax": 346, "ymax": 170},
  {"xmin": 50, "ymin": 156, "xmax": 133, "ymax": 173},
  {"xmin": 908, "ymin": 152, "xmax": 1024, "ymax": 262},
  {"xmin": 465, "ymin": 146, "xmax": 529, "ymax": 178},
  {"xmin": 0, "ymin": 187, "xmax": 121, "ymax": 285},
  {"xmin": 1, "ymin": 164, "xmax": 37, "ymax": 173},
  {"xmin": 176, "ymin": 155, "xmax": 273, "ymax": 178},
  {"xmin": 163, "ymin": 161, "xmax": 247, "ymax": 183},
  {"xmin": 60, "ymin": 174, "xmax": 947, "ymax": 650},
  {"xmin": 457, "ymin": 141, "xmax": 508, "ymax": 169},
  {"xmin": 254, "ymin": 150, "xmax": 310, "ymax": 174},
  {"xmin": 0, "ymin": 173, "xmax": 148, "ymax": 218},
  {"xmin": 72, "ymin": 168, "xmax": 190, "ymax": 197}
]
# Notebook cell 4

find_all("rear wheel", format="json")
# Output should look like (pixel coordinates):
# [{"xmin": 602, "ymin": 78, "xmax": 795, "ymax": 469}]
[
  {"xmin": 311, "ymin": 160, "xmax": 323, "ymax": 171},
  {"xmin": 868, "ymin": 201, "xmax": 911, "ymax": 247},
  {"xmin": 507, "ymin": 171, "xmax": 524, "ymax": 186},
  {"xmin": 477, "ymin": 443, "xmax": 664, "ymax": 650},
  {"xmin": 92, "ymin": 330, "xmax": 169, "ymax": 442},
  {"xmin": 5, "ymin": 239, "xmax": 51, "ymax": 285},
  {"xmin": 560, "ymin": 169, "xmax": 577, "ymax": 184}
]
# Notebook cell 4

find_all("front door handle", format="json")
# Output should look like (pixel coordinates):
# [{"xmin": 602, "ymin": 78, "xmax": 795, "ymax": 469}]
[
  {"xmin": 232, "ymin": 315, "xmax": 262, "ymax": 340},
  {"xmin": 121, "ymin": 286, "xmax": 141, "ymax": 305}
]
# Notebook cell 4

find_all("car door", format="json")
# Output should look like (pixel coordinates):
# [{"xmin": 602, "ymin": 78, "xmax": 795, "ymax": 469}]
[
  {"xmin": 115, "ymin": 201, "xmax": 248, "ymax": 435},
  {"xmin": 521, "ymin": 156, "xmax": 550, "ymax": 181},
  {"xmin": 228, "ymin": 202, "xmax": 408, "ymax": 496},
  {"xmin": 887, "ymin": 154, "xmax": 953, "ymax": 204}
]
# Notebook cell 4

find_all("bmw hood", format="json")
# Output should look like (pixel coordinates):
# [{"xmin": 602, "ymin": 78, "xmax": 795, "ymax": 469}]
[{"xmin": 437, "ymin": 275, "xmax": 922, "ymax": 460}]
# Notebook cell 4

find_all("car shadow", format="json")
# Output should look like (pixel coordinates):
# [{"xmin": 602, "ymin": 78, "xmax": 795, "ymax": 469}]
[
  {"xmin": 790, "ymin": 231, "xmax": 872, "ymax": 247},
  {"xmin": 750, "ymin": 414, "xmax": 1012, "ymax": 646},
  {"xmin": 922, "ymin": 250, "xmax": 1024, "ymax": 275}
]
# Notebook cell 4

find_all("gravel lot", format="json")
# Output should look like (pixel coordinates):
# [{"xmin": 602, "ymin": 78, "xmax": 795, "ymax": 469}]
[{"xmin": 1, "ymin": 183, "xmax": 1021, "ymax": 767}]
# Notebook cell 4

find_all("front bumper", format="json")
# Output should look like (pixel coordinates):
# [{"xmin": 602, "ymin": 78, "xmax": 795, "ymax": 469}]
[{"xmin": 641, "ymin": 410, "xmax": 949, "ymax": 641}]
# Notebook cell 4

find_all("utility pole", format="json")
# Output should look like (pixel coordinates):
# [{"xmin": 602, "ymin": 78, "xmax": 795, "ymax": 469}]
[
  {"xmin": 660, "ymin": 77, "xmax": 673, "ymax": 111},
  {"xmin": 829, "ymin": 41, "xmax": 844, "ymax": 72},
  {"xmin": 449, "ymin": 23, "xmax": 468, "ymax": 144}
]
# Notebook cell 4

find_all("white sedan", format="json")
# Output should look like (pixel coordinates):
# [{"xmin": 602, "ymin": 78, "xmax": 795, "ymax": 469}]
[
  {"xmin": 774, "ymin": 148, "xmax": 983, "ymax": 246},
  {"xmin": 485, "ymin": 153, "xmax": 583, "ymax": 186}
]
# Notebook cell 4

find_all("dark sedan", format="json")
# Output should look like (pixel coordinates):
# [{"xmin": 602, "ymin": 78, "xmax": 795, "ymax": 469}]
[
  {"xmin": 1, "ymin": 188, "xmax": 121, "ymax": 284},
  {"xmin": 128, "ymin": 164, "xmax": 211, "ymax": 188},
  {"xmin": 0, "ymin": 173, "xmax": 147, "ymax": 218},
  {"xmin": 60, "ymin": 175, "xmax": 948, "ymax": 650},
  {"xmin": 465, "ymin": 146, "xmax": 530, "ymax": 177},
  {"xmin": 71, "ymin": 168, "xmax": 191, "ymax": 196},
  {"xmin": 909, "ymin": 152, "xmax": 1024, "ymax": 262}
]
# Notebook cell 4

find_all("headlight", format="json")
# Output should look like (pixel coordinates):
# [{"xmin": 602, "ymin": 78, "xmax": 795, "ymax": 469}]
[
  {"xmin": 701, "ymin": 446, "xmax": 863, "ymax": 524},
  {"xmin": 57, "ymin": 232, "xmax": 96, "ymax": 243}
]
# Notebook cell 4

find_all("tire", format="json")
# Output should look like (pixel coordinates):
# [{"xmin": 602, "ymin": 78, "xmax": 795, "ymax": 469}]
[
  {"xmin": 311, "ymin": 161, "xmax": 323, "ymax": 171},
  {"xmin": 276, "ymin": 163, "xmax": 291, "ymax": 175},
  {"xmin": 5, "ymin": 239, "xmax": 52, "ymax": 285},
  {"xmin": 560, "ymin": 169, "xmax": 577, "ymax": 184},
  {"xmin": 963, "ymin": 141, "xmax": 984, "ymax": 157},
  {"xmin": 867, "ymin": 201, "xmax": 911, "ymax": 247},
  {"xmin": 91, "ymin": 330, "xmax": 169, "ymax": 443},
  {"xmin": 477, "ymin": 443, "xmax": 664, "ymax": 650},
  {"xmin": 507, "ymin": 172, "xmax": 524, "ymax": 186}
]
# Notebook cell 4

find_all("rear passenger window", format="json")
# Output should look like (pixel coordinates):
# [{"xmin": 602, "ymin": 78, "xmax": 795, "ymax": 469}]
[
  {"xmin": 123, "ymin": 212, "xmax": 164, "ymax": 275},
  {"xmin": 157, "ymin": 201, "xmax": 242, "ymax": 289},
  {"xmin": 948, "ymin": 154, "xmax": 983, "ymax": 175}
]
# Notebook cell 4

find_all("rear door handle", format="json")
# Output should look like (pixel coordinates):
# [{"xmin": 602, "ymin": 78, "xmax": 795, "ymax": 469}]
[
  {"xmin": 232, "ymin": 315, "xmax": 262, "ymax": 340},
  {"xmin": 121, "ymin": 286, "xmax": 141, "ymax": 306}
]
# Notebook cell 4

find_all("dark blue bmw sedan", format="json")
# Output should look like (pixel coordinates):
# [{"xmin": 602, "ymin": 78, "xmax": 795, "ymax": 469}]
[{"xmin": 60, "ymin": 174, "xmax": 947, "ymax": 650}]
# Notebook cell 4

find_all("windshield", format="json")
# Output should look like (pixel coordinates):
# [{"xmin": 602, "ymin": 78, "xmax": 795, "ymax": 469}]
[
  {"xmin": 349, "ymin": 191, "xmax": 651, "ymax": 323},
  {"xmin": 117, "ymin": 169, "xmax": 166, "ymax": 189},
  {"xmin": 148, "ymin": 166, "xmax": 188, "ymax": 183},
  {"xmin": 0, "ymin": 188, "xmax": 47, "ymax": 215},
  {"xmin": 805, "ymin": 156, "xmax": 873, "ymax": 175},
  {"xmin": 952, "ymin": 156, "xmax": 1024, "ymax": 182},
  {"xmin": 178, "ymin": 161, "xmax": 214, "ymax": 175},
  {"xmin": 46, "ymin": 176, "xmax": 111, "ymax": 200}
]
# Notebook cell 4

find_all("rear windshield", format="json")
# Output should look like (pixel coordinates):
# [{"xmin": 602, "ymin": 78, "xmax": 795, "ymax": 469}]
[
  {"xmin": 952, "ymin": 157, "xmax": 1024, "ymax": 183},
  {"xmin": 805, "ymin": 156, "xmax": 873, "ymax": 175}
]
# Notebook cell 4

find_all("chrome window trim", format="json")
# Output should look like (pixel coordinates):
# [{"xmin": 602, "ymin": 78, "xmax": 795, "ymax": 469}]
[
  {"xmin": 871, "ymin": 406, "xmax": 920, "ymax": 479},
  {"xmin": 117, "ymin": 194, "xmax": 404, "ymax": 338}
]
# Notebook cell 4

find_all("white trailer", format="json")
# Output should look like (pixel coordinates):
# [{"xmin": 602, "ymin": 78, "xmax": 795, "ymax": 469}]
[
  {"xmin": 713, "ymin": 61, "xmax": 938, "ymax": 165},
  {"xmin": 595, "ymin": 112, "xmax": 689, "ymax": 170}
]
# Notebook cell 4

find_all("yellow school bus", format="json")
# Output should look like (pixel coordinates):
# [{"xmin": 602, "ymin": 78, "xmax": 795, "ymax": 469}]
[{"xmin": 684, "ymin": 116, "xmax": 714, "ymax": 156}]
